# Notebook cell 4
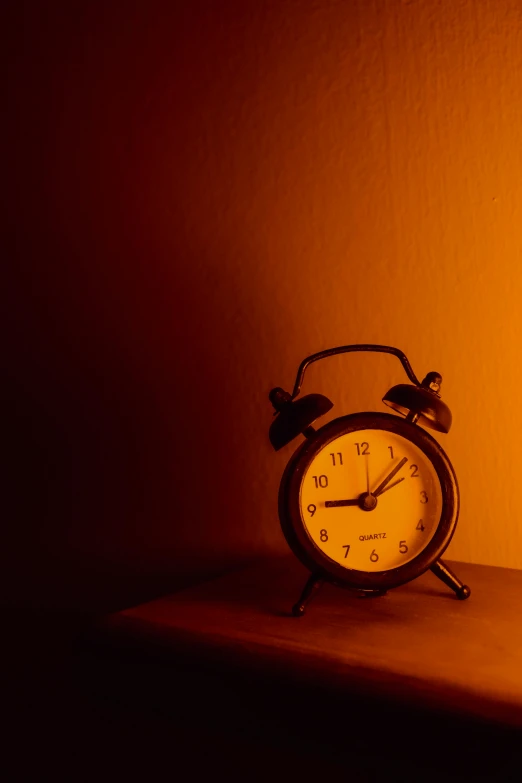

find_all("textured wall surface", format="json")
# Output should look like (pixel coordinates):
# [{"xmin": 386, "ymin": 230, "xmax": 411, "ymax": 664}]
[{"xmin": 5, "ymin": 0, "xmax": 522, "ymax": 608}]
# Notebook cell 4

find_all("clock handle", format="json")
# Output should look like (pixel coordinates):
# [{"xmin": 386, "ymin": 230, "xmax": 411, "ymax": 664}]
[
  {"xmin": 269, "ymin": 343, "xmax": 451, "ymax": 449},
  {"xmin": 290, "ymin": 344, "xmax": 422, "ymax": 400}
]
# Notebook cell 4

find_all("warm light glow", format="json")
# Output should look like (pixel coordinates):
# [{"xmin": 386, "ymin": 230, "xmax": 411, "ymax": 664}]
[{"xmin": 7, "ymin": 0, "xmax": 522, "ymax": 613}]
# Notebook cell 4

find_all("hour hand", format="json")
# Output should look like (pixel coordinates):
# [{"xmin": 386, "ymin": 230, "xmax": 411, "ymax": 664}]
[
  {"xmin": 325, "ymin": 499, "xmax": 360, "ymax": 508},
  {"xmin": 377, "ymin": 477, "xmax": 405, "ymax": 496},
  {"xmin": 373, "ymin": 457, "xmax": 408, "ymax": 497}
]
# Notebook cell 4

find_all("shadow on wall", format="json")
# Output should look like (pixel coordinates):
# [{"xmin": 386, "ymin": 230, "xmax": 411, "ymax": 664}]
[
  {"xmin": 5, "ymin": 231, "xmax": 277, "ymax": 612},
  {"xmin": 5, "ymin": 2, "xmax": 297, "ymax": 612}
]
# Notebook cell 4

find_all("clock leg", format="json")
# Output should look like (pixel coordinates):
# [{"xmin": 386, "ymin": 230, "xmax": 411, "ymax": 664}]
[
  {"xmin": 430, "ymin": 559, "xmax": 471, "ymax": 600},
  {"xmin": 292, "ymin": 572, "xmax": 324, "ymax": 617}
]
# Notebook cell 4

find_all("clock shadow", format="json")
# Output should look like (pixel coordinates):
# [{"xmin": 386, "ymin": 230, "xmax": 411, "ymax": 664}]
[{"xmin": 267, "ymin": 577, "xmax": 463, "ymax": 619}]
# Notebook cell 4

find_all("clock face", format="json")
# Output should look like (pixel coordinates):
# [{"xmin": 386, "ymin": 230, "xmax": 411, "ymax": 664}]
[{"xmin": 299, "ymin": 428, "xmax": 443, "ymax": 572}]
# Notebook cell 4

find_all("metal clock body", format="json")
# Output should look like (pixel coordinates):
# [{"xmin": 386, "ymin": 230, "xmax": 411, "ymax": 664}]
[
  {"xmin": 279, "ymin": 412, "xmax": 458, "ymax": 594},
  {"xmin": 268, "ymin": 344, "xmax": 470, "ymax": 616}
]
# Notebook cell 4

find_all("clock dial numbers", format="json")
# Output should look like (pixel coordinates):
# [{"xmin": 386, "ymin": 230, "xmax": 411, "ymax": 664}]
[
  {"xmin": 312, "ymin": 475, "xmax": 329, "ymax": 488},
  {"xmin": 299, "ymin": 428, "xmax": 443, "ymax": 572}
]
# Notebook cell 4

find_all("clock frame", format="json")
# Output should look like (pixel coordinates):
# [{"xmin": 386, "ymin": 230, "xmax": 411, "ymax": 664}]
[
  {"xmin": 279, "ymin": 412, "xmax": 459, "ymax": 593},
  {"xmin": 268, "ymin": 343, "xmax": 471, "ymax": 616}
]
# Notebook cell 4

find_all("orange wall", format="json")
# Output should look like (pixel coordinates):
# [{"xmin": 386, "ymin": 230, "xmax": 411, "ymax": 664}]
[{"xmin": 6, "ymin": 0, "xmax": 522, "ymax": 608}]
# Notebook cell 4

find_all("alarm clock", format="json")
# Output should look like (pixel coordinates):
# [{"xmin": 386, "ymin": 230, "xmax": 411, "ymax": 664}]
[{"xmin": 268, "ymin": 344, "xmax": 470, "ymax": 617}]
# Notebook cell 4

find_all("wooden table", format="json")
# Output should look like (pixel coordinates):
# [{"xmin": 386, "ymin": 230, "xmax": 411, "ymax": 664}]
[{"xmin": 85, "ymin": 557, "xmax": 522, "ymax": 780}]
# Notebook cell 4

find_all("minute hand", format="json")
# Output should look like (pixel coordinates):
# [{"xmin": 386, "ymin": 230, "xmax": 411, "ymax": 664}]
[{"xmin": 373, "ymin": 457, "xmax": 408, "ymax": 497}]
